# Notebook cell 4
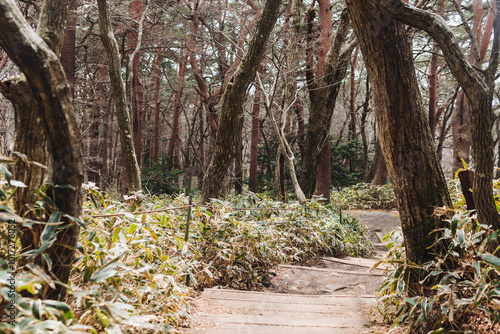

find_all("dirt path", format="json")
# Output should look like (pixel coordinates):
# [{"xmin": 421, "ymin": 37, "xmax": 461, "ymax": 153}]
[{"xmin": 183, "ymin": 210, "xmax": 402, "ymax": 334}]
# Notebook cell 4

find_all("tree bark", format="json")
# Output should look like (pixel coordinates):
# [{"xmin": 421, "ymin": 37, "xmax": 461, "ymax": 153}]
[
  {"xmin": 98, "ymin": 0, "xmax": 142, "ymax": 192},
  {"xmin": 152, "ymin": 39, "xmax": 162, "ymax": 163},
  {"xmin": 234, "ymin": 113, "xmax": 244, "ymax": 194},
  {"xmin": 0, "ymin": 0, "xmax": 83, "ymax": 300},
  {"xmin": 370, "ymin": 143, "xmax": 388, "ymax": 186},
  {"xmin": 428, "ymin": 0, "xmax": 443, "ymax": 139},
  {"xmin": 201, "ymin": 0, "xmax": 282, "ymax": 203},
  {"xmin": 350, "ymin": 46, "xmax": 359, "ymax": 141},
  {"xmin": 60, "ymin": 0, "xmax": 77, "ymax": 98},
  {"xmin": 128, "ymin": 0, "xmax": 146, "ymax": 165},
  {"xmin": 381, "ymin": 0, "xmax": 500, "ymax": 235},
  {"xmin": 300, "ymin": 8, "xmax": 354, "ymax": 198},
  {"xmin": 314, "ymin": 139, "xmax": 332, "ymax": 201},
  {"xmin": 275, "ymin": 0, "xmax": 302, "ymax": 201},
  {"xmin": 346, "ymin": 0, "xmax": 453, "ymax": 269},
  {"xmin": 249, "ymin": 67, "xmax": 263, "ymax": 193}
]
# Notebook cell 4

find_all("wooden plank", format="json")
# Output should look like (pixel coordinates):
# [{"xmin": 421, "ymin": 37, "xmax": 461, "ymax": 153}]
[
  {"xmin": 197, "ymin": 313, "xmax": 366, "ymax": 328},
  {"xmin": 183, "ymin": 325, "xmax": 356, "ymax": 334},
  {"xmin": 202, "ymin": 289, "xmax": 377, "ymax": 303},
  {"xmin": 375, "ymin": 232, "xmax": 389, "ymax": 244},
  {"xmin": 199, "ymin": 298, "xmax": 366, "ymax": 315},
  {"xmin": 278, "ymin": 264, "xmax": 385, "ymax": 276},
  {"xmin": 320, "ymin": 256, "xmax": 389, "ymax": 271}
]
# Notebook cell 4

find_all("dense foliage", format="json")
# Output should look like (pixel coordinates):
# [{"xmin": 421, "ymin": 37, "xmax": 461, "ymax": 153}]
[
  {"xmin": 0, "ymin": 172, "xmax": 372, "ymax": 333},
  {"xmin": 376, "ymin": 180, "xmax": 500, "ymax": 333},
  {"xmin": 331, "ymin": 183, "xmax": 397, "ymax": 210}
]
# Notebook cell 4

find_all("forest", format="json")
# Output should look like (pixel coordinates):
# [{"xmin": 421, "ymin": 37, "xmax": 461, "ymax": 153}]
[{"xmin": 0, "ymin": 0, "xmax": 500, "ymax": 333}]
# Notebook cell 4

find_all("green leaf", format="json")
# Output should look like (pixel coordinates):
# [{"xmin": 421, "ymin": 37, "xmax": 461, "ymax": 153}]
[
  {"xmin": 451, "ymin": 215, "xmax": 459, "ymax": 237},
  {"xmin": 457, "ymin": 229, "xmax": 465, "ymax": 248},
  {"xmin": 480, "ymin": 254, "xmax": 500, "ymax": 268},
  {"xmin": 43, "ymin": 300, "xmax": 74, "ymax": 322},
  {"xmin": 473, "ymin": 261, "xmax": 481, "ymax": 277},
  {"xmin": 90, "ymin": 255, "xmax": 123, "ymax": 282},
  {"xmin": 461, "ymin": 158, "xmax": 469, "ymax": 170},
  {"xmin": 487, "ymin": 230, "xmax": 500, "ymax": 246},
  {"xmin": 32, "ymin": 299, "xmax": 42, "ymax": 319}
]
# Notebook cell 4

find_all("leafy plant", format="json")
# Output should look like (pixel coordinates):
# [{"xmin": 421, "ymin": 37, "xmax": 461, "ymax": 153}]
[
  {"xmin": 331, "ymin": 183, "xmax": 397, "ymax": 210},
  {"xmin": 1, "ymin": 182, "xmax": 373, "ymax": 333},
  {"xmin": 376, "ymin": 208, "xmax": 500, "ymax": 333},
  {"xmin": 141, "ymin": 155, "xmax": 184, "ymax": 195}
]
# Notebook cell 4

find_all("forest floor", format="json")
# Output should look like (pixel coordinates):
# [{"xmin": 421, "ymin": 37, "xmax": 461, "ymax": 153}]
[{"xmin": 182, "ymin": 210, "xmax": 405, "ymax": 334}]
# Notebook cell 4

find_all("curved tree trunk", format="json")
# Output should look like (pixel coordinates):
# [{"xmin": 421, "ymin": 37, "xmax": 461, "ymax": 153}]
[
  {"xmin": 346, "ymin": 0, "xmax": 452, "ymax": 271},
  {"xmin": 201, "ymin": 0, "xmax": 282, "ymax": 203},
  {"xmin": 382, "ymin": 0, "xmax": 500, "ymax": 238},
  {"xmin": 0, "ymin": 0, "xmax": 84, "ymax": 300},
  {"xmin": 98, "ymin": 0, "xmax": 142, "ymax": 192}
]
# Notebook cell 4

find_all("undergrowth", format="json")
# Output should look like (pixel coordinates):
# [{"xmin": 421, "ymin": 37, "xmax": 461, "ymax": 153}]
[
  {"xmin": 0, "ymin": 177, "xmax": 372, "ymax": 333},
  {"xmin": 331, "ymin": 183, "xmax": 397, "ymax": 210},
  {"xmin": 376, "ymin": 179, "xmax": 500, "ymax": 333}
]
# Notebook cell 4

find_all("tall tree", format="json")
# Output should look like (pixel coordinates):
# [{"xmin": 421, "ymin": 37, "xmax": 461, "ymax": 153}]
[
  {"xmin": 168, "ymin": 50, "xmax": 188, "ymax": 167},
  {"xmin": 299, "ymin": 8, "xmax": 354, "ymax": 199},
  {"xmin": 249, "ymin": 70, "xmax": 263, "ymax": 193},
  {"xmin": 0, "ymin": 0, "xmax": 83, "ymax": 300},
  {"xmin": 201, "ymin": 0, "xmax": 282, "ymax": 203},
  {"xmin": 98, "ymin": 0, "xmax": 142, "ymax": 192},
  {"xmin": 451, "ymin": 0, "xmax": 496, "ymax": 173},
  {"xmin": 127, "ymin": 0, "xmax": 147, "ymax": 165},
  {"xmin": 381, "ymin": 0, "xmax": 500, "ymax": 235},
  {"xmin": 276, "ymin": 0, "xmax": 302, "ymax": 200},
  {"xmin": 345, "ymin": 0, "xmax": 453, "ymax": 275},
  {"xmin": 152, "ymin": 38, "xmax": 163, "ymax": 163}
]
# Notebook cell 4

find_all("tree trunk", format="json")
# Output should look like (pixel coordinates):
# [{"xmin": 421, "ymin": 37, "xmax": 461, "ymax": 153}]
[
  {"xmin": 346, "ymin": 0, "xmax": 452, "ymax": 271},
  {"xmin": 361, "ymin": 78, "xmax": 371, "ymax": 179},
  {"xmin": 234, "ymin": 113, "xmax": 244, "ymax": 194},
  {"xmin": 201, "ymin": 0, "xmax": 282, "ymax": 203},
  {"xmin": 168, "ymin": 50, "xmax": 188, "ymax": 168},
  {"xmin": 300, "ymin": 9, "xmax": 354, "ymax": 198},
  {"xmin": 370, "ymin": 143, "xmax": 388, "ymax": 186},
  {"xmin": 383, "ymin": 0, "xmax": 500, "ymax": 236},
  {"xmin": 314, "ymin": 139, "xmax": 332, "ymax": 201},
  {"xmin": 295, "ymin": 102, "xmax": 305, "ymax": 161},
  {"xmin": 0, "ymin": 0, "xmax": 83, "ymax": 300},
  {"xmin": 60, "ymin": 0, "xmax": 77, "ymax": 98},
  {"xmin": 152, "ymin": 40, "xmax": 162, "ymax": 162},
  {"xmin": 98, "ymin": 0, "xmax": 142, "ymax": 192},
  {"xmin": 350, "ymin": 46, "xmax": 359, "ymax": 141},
  {"xmin": 452, "ymin": 91, "xmax": 472, "ymax": 173},
  {"xmin": 249, "ymin": 68, "xmax": 263, "ymax": 193},
  {"xmin": 128, "ymin": 0, "xmax": 145, "ymax": 165},
  {"xmin": 275, "ymin": 0, "xmax": 302, "ymax": 201}
]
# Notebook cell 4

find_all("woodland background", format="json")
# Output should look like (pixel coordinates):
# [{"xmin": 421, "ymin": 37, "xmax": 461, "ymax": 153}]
[{"xmin": 0, "ymin": 0, "xmax": 491, "ymax": 198}]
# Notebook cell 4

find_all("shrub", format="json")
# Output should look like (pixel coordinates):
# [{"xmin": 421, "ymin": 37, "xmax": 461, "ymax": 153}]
[
  {"xmin": 141, "ymin": 155, "xmax": 184, "ymax": 195},
  {"xmin": 376, "ymin": 209, "xmax": 500, "ymax": 333},
  {"xmin": 331, "ymin": 183, "xmax": 397, "ymax": 210},
  {"xmin": 1, "ymin": 184, "xmax": 373, "ymax": 333}
]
